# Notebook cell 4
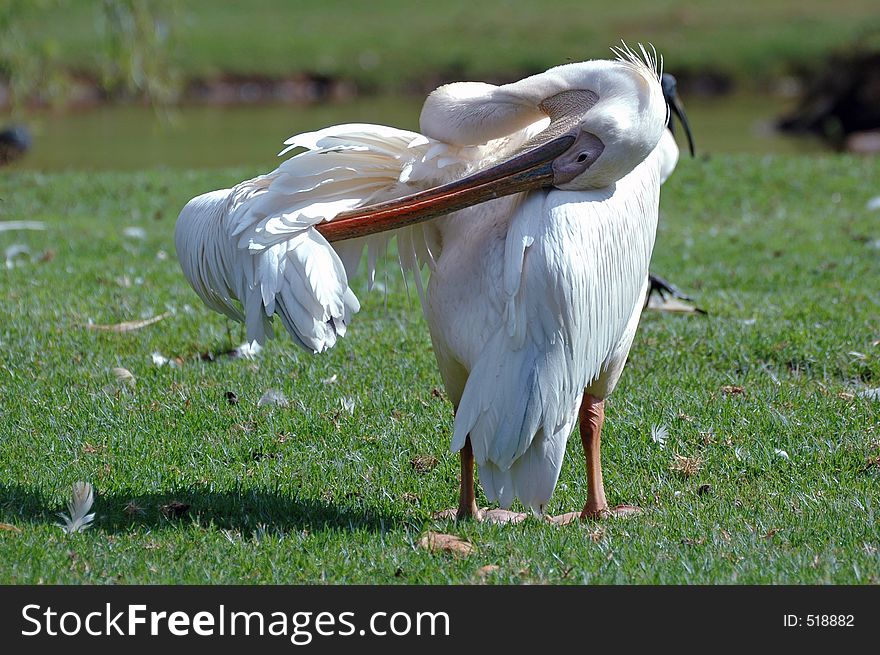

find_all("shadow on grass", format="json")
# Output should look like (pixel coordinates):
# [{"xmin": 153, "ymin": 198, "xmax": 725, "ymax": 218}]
[{"xmin": 0, "ymin": 484, "xmax": 406, "ymax": 534}]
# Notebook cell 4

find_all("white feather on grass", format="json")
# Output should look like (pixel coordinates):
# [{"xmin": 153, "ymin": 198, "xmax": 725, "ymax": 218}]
[
  {"xmin": 651, "ymin": 424, "xmax": 669, "ymax": 448},
  {"xmin": 123, "ymin": 226, "xmax": 147, "ymax": 240},
  {"xmin": 57, "ymin": 481, "xmax": 96, "ymax": 534},
  {"xmin": 0, "ymin": 220, "xmax": 46, "ymax": 232},
  {"xmin": 258, "ymin": 389, "xmax": 288, "ymax": 407},
  {"xmin": 5, "ymin": 244, "xmax": 30, "ymax": 269},
  {"xmin": 859, "ymin": 388, "xmax": 880, "ymax": 401}
]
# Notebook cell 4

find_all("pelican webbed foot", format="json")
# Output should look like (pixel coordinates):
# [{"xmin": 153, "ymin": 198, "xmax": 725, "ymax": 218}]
[
  {"xmin": 432, "ymin": 507, "xmax": 528, "ymax": 524},
  {"xmin": 547, "ymin": 504, "xmax": 642, "ymax": 525}
]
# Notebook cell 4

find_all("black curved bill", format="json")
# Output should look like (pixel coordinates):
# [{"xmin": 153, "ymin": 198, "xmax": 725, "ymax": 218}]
[{"xmin": 669, "ymin": 92, "xmax": 695, "ymax": 157}]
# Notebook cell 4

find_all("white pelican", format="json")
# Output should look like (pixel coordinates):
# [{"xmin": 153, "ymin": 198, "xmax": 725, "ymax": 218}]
[{"xmin": 176, "ymin": 44, "xmax": 669, "ymax": 522}]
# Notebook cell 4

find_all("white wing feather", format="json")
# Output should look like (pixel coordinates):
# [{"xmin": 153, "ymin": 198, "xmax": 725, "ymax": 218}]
[{"xmin": 176, "ymin": 123, "xmax": 473, "ymax": 352}]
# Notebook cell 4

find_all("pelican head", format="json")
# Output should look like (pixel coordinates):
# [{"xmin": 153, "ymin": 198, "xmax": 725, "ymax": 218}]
[
  {"xmin": 500, "ymin": 56, "xmax": 667, "ymax": 190},
  {"xmin": 320, "ymin": 46, "xmax": 668, "ymax": 242}
]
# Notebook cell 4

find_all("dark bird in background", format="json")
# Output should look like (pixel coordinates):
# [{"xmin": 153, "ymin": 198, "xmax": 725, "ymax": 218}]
[
  {"xmin": 660, "ymin": 73, "xmax": 696, "ymax": 159},
  {"xmin": 0, "ymin": 125, "xmax": 32, "ymax": 166},
  {"xmin": 778, "ymin": 48, "xmax": 880, "ymax": 152},
  {"xmin": 646, "ymin": 73, "xmax": 700, "ymax": 309}
]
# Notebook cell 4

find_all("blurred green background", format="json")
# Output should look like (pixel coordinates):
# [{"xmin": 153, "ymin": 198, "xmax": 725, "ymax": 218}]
[{"xmin": 2, "ymin": 0, "xmax": 879, "ymax": 170}]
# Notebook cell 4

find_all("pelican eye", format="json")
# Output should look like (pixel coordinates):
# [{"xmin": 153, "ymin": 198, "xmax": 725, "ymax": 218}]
[{"xmin": 576, "ymin": 153, "xmax": 589, "ymax": 163}]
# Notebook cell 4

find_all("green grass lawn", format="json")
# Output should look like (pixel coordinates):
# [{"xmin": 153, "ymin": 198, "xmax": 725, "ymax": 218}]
[
  {"xmin": 16, "ymin": 0, "xmax": 880, "ymax": 91},
  {"xmin": 1, "ymin": 154, "xmax": 878, "ymax": 584}
]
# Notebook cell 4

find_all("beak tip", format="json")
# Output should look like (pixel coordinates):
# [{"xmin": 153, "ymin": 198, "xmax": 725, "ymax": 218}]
[{"xmin": 671, "ymin": 95, "xmax": 696, "ymax": 158}]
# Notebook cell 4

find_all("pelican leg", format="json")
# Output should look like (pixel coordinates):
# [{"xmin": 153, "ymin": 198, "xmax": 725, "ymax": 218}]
[
  {"xmin": 433, "ymin": 436, "xmax": 480, "ymax": 521},
  {"xmin": 550, "ymin": 392, "xmax": 640, "ymax": 524},
  {"xmin": 457, "ymin": 437, "xmax": 480, "ymax": 519},
  {"xmin": 433, "ymin": 436, "xmax": 527, "ymax": 524},
  {"xmin": 580, "ymin": 393, "xmax": 608, "ymax": 518}
]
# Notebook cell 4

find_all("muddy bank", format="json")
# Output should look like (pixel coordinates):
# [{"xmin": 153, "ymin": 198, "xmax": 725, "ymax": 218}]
[
  {"xmin": 0, "ymin": 71, "xmax": 360, "ymax": 112},
  {"xmin": 1, "ymin": 65, "xmax": 744, "ymax": 113}
]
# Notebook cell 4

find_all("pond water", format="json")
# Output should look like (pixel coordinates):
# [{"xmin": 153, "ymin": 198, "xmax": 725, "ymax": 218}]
[{"xmin": 4, "ymin": 92, "xmax": 821, "ymax": 173}]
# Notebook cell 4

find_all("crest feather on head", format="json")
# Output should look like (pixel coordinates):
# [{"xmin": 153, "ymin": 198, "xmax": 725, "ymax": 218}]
[{"xmin": 610, "ymin": 41, "xmax": 663, "ymax": 83}]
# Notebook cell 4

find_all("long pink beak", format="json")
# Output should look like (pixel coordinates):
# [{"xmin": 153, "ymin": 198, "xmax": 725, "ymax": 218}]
[{"xmin": 316, "ymin": 134, "xmax": 575, "ymax": 242}]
